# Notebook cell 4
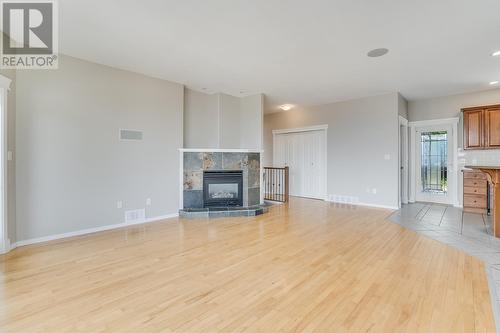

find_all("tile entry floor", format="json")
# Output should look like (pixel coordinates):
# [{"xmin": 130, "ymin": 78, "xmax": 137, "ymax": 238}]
[{"xmin": 388, "ymin": 203, "xmax": 500, "ymax": 331}]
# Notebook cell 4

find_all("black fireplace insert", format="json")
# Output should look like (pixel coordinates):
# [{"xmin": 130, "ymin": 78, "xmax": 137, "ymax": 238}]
[{"xmin": 203, "ymin": 170, "xmax": 243, "ymax": 208}]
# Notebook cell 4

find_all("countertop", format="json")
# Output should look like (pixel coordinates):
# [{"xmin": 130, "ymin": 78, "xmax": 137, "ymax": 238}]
[{"xmin": 464, "ymin": 165, "xmax": 500, "ymax": 170}]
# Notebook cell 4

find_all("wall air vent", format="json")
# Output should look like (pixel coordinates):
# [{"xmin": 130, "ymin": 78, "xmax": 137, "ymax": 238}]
[{"xmin": 120, "ymin": 129, "xmax": 143, "ymax": 141}]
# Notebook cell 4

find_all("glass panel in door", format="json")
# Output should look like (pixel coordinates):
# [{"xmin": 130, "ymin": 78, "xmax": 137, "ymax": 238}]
[
  {"xmin": 420, "ymin": 131, "xmax": 448, "ymax": 193},
  {"xmin": 416, "ymin": 126, "xmax": 453, "ymax": 204}
]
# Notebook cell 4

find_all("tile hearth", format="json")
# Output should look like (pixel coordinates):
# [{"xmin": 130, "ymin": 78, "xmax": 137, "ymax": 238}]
[{"xmin": 179, "ymin": 205, "xmax": 268, "ymax": 219}]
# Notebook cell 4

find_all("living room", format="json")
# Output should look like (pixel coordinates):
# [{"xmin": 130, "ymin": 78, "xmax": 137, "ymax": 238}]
[{"xmin": 1, "ymin": 1, "xmax": 500, "ymax": 332}]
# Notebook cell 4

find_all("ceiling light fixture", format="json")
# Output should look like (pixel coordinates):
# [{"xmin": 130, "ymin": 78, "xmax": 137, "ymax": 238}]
[
  {"xmin": 492, "ymin": 51, "xmax": 500, "ymax": 57},
  {"xmin": 367, "ymin": 48, "xmax": 389, "ymax": 57},
  {"xmin": 279, "ymin": 104, "xmax": 293, "ymax": 111},
  {"xmin": 490, "ymin": 81, "xmax": 499, "ymax": 85}
]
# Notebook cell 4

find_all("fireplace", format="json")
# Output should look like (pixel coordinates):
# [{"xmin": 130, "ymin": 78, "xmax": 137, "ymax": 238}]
[{"xmin": 203, "ymin": 170, "xmax": 243, "ymax": 208}]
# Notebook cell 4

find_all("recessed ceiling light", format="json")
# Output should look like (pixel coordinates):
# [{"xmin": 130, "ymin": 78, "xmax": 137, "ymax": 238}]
[
  {"xmin": 490, "ymin": 81, "xmax": 499, "ymax": 85},
  {"xmin": 492, "ymin": 51, "xmax": 500, "ymax": 57},
  {"xmin": 367, "ymin": 48, "xmax": 389, "ymax": 58},
  {"xmin": 279, "ymin": 104, "xmax": 293, "ymax": 111}
]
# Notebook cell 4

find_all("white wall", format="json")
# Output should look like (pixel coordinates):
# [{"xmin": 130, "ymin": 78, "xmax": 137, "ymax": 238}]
[
  {"xmin": 15, "ymin": 55, "xmax": 184, "ymax": 241},
  {"xmin": 184, "ymin": 89, "xmax": 263, "ymax": 150},
  {"xmin": 408, "ymin": 88, "xmax": 500, "ymax": 206},
  {"xmin": 264, "ymin": 93, "xmax": 400, "ymax": 208}
]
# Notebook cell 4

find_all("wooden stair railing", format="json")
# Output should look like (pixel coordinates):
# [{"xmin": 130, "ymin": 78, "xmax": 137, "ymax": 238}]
[{"xmin": 263, "ymin": 166, "xmax": 289, "ymax": 202}]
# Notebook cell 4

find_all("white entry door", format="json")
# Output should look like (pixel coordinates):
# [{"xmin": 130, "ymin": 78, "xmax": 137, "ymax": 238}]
[
  {"xmin": 414, "ymin": 124, "xmax": 455, "ymax": 204},
  {"xmin": 273, "ymin": 128, "xmax": 326, "ymax": 199}
]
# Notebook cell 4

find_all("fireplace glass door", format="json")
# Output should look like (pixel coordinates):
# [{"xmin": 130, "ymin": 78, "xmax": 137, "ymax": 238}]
[
  {"xmin": 203, "ymin": 170, "xmax": 243, "ymax": 207},
  {"xmin": 208, "ymin": 183, "xmax": 239, "ymax": 199}
]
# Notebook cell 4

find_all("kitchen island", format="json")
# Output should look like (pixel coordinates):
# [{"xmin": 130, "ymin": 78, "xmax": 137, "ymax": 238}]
[{"xmin": 465, "ymin": 165, "xmax": 500, "ymax": 237}]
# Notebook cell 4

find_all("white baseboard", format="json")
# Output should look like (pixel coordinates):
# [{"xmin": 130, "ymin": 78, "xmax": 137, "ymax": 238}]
[
  {"xmin": 325, "ymin": 198, "xmax": 398, "ymax": 210},
  {"xmin": 12, "ymin": 213, "xmax": 179, "ymax": 249}
]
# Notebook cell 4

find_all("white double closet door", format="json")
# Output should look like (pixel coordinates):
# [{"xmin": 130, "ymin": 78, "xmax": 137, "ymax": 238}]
[{"xmin": 273, "ymin": 129, "xmax": 326, "ymax": 200}]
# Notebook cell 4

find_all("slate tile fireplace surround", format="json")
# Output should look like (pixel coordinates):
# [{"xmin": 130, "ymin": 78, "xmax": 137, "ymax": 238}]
[{"xmin": 180, "ymin": 149, "xmax": 262, "ymax": 213}]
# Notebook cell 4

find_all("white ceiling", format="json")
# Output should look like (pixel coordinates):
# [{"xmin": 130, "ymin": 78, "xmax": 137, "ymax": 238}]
[{"xmin": 60, "ymin": 0, "xmax": 500, "ymax": 113}]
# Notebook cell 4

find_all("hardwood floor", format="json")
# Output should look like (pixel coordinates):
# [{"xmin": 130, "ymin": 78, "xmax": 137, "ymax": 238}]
[{"xmin": 0, "ymin": 198, "xmax": 495, "ymax": 332}]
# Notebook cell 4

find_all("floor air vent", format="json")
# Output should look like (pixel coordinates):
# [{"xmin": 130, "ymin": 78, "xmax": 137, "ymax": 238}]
[{"xmin": 124, "ymin": 209, "xmax": 146, "ymax": 223}]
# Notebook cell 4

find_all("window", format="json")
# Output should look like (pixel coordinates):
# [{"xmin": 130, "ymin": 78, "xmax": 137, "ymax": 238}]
[{"xmin": 420, "ymin": 131, "xmax": 448, "ymax": 193}]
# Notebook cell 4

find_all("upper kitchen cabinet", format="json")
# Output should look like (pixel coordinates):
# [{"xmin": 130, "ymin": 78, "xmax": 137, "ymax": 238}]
[
  {"xmin": 485, "ymin": 107, "xmax": 500, "ymax": 148},
  {"xmin": 462, "ymin": 104, "xmax": 500, "ymax": 149},
  {"xmin": 463, "ymin": 108, "xmax": 483, "ymax": 149}
]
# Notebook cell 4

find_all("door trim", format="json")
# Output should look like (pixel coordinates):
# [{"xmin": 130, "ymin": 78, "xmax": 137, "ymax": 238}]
[
  {"xmin": 272, "ymin": 125, "xmax": 328, "ymax": 200},
  {"xmin": 0, "ymin": 75, "xmax": 11, "ymax": 254},
  {"xmin": 409, "ymin": 118, "xmax": 459, "ymax": 206},
  {"xmin": 272, "ymin": 124, "xmax": 328, "ymax": 135},
  {"xmin": 398, "ymin": 116, "xmax": 409, "ymax": 207}
]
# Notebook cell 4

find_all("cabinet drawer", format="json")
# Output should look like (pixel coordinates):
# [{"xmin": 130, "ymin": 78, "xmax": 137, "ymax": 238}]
[
  {"xmin": 464, "ymin": 194, "xmax": 487, "ymax": 208},
  {"xmin": 464, "ymin": 186, "xmax": 487, "ymax": 195},
  {"xmin": 463, "ymin": 207, "xmax": 487, "ymax": 214},
  {"xmin": 463, "ymin": 178, "xmax": 487, "ymax": 188},
  {"xmin": 463, "ymin": 171, "xmax": 486, "ymax": 180}
]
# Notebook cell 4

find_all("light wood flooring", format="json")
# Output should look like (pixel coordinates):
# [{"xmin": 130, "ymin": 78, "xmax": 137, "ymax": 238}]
[{"xmin": 0, "ymin": 198, "xmax": 495, "ymax": 332}]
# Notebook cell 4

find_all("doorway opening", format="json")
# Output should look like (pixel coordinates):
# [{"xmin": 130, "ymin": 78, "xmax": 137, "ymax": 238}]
[{"xmin": 409, "ymin": 118, "xmax": 458, "ymax": 206}]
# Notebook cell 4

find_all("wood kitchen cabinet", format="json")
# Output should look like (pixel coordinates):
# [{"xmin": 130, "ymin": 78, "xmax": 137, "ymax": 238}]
[
  {"xmin": 462, "ymin": 104, "xmax": 500, "ymax": 149},
  {"xmin": 463, "ymin": 170, "xmax": 488, "ymax": 214},
  {"xmin": 485, "ymin": 107, "xmax": 500, "ymax": 148}
]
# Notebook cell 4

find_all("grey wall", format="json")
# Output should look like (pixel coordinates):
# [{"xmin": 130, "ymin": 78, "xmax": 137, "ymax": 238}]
[
  {"xmin": 409, "ymin": 88, "xmax": 500, "ymax": 122},
  {"xmin": 184, "ymin": 88, "xmax": 219, "ymax": 148},
  {"xmin": 264, "ymin": 93, "xmax": 400, "ymax": 208},
  {"xmin": 15, "ymin": 55, "xmax": 184, "ymax": 241}
]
